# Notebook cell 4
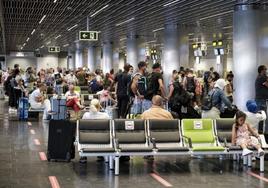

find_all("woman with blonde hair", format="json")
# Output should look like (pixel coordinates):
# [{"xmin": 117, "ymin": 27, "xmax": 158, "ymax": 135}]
[{"xmin": 82, "ymin": 99, "xmax": 110, "ymax": 120}]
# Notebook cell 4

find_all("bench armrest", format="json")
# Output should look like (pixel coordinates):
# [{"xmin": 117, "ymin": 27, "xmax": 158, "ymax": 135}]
[
  {"xmin": 148, "ymin": 137, "xmax": 157, "ymax": 149},
  {"xmin": 182, "ymin": 135, "xmax": 192, "ymax": 148}
]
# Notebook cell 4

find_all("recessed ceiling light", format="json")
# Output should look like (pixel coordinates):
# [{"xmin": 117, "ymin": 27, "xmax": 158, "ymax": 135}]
[
  {"xmin": 26, "ymin": 37, "xmax": 30, "ymax": 42},
  {"xmin": 116, "ymin": 17, "xmax": 135, "ymax": 27},
  {"xmin": 39, "ymin": 15, "xmax": 46, "ymax": 24},
  {"xmin": 67, "ymin": 24, "xmax": 78, "ymax": 31},
  {"xmin": 53, "ymin": 0, "xmax": 57, "ymax": 3},
  {"xmin": 90, "ymin": 5, "xmax": 109, "ymax": 17},
  {"xmin": 40, "ymin": 45, "xmax": 44, "ymax": 48},
  {"xmin": 46, "ymin": 41, "xmax": 51, "ymax": 45},
  {"xmin": 63, "ymin": 44, "xmax": 69, "ymax": 47},
  {"xmin": 23, "ymin": 43, "xmax": 26, "ymax": 46},
  {"xmin": 31, "ymin": 29, "xmax": 36, "ymax": 35}
]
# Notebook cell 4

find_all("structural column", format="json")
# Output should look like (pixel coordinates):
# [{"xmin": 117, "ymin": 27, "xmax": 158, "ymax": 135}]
[
  {"xmin": 87, "ymin": 46, "xmax": 96, "ymax": 72},
  {"xmin": 67, "ymin": 50, "xmax": 75, "ymax": 70},
  {"xmin": 75, "ymin": 49, "xmax": 83, "ymax": 69},
  {"xmin": 178, "ymin": 28, "xmax": 189, "ymax": 68},
  {"xmin": 233, "ymin": 3, "xmax": 260, "ymax": 110},
  {"xmin": 126, "ymin": 34, "xmax": 139, "ymax": 69},
  {"xmin": 102, "ymin": 42, "xmax": 113, "ymax": 74},
  {"xmin": 162, "ymin": 24, "xmax": 180, "ymax": 88}
]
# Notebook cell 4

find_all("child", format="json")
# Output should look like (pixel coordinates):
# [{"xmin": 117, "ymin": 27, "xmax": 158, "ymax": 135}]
[{"xmin": 232, "ymin": 111, "xmax": 264, "ymax": 156}]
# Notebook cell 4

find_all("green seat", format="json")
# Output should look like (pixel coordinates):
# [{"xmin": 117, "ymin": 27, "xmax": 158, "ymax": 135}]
[
  {"xmin": 182, "ymin": 119, "xmax": 224, "ymax": 152},
  {"xmin": 192, "ymin": 146, "xmax": 224, "ymax": 151}
]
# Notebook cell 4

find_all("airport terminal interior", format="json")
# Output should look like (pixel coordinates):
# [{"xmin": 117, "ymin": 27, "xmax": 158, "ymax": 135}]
[{"xmin": 2, "ymin": 0, "xmax": 268, "ymax": 187}]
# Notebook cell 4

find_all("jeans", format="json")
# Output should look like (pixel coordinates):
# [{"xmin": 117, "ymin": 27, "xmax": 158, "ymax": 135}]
[
  {"xmin": 256, "ymin": 99, "xmax": 268, "ymax": 133},
  {"xmin": 131, "ymin": 98, "xmax": 152, "ymax": 114}
]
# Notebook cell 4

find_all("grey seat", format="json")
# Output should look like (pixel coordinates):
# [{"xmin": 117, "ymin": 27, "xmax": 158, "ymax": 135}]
[
  {"xmin": 78, "ymin": 119, "xmax": 115, "ymax": 154},
  {"xmin": 215, "ymin": 118, "xmax": 242, "ymax": 151},
  {"xmin": 148, "ymin": 119, "xmax": 189, "ymax": 152},
  {"xmin": 113, "ymin": 119, "xmax": 153, "ymax": 152}
]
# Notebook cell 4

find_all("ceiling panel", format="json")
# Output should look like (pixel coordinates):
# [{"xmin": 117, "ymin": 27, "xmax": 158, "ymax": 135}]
[{"xmin": 1, "ymin": 0, "xmax": 268, "ymax": 53}]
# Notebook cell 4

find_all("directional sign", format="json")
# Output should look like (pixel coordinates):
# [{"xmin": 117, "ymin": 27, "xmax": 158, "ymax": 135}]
[
  {"xmin": 79, "ymin": 31, "xmax": 98, "ymax": 41},
  {"xmin": 48, "ymin": 46, "xmax": 60, "ymax": 53}
]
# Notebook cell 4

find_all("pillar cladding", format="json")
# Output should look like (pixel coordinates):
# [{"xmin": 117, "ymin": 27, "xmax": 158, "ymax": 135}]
[
  {"xmin": 178, "ymin": 29, "xmax": 189, "ymax": 68},
  {"xmin": 75, "ymin": 49, "xmax": 83, "ymax": 69},
  {"xmin": 233, "ymin": 3, "xmax": 260, "ymax": 110},
  {"xmin": 87, "ymin": 46, "xmax": 96, "ymax": 72},
  {"xmin": 102, "ymin": 42, "xmax": 113, "ymax": 74},
  {"xmin": 126, "ymin": 35, "xmax": 139, "ymax": 69},
  {"xmin": 162, "ymin": 24, "xmax": 180, "ymax": 88},
  {"xmin": 67, "ymin": 50, "xmax": 75, "ymax": 70}
]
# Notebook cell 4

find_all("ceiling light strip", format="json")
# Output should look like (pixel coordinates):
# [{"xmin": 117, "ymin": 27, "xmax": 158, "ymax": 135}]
[
  {"xmin": 40, "ymin": 45, "xmax": 44, "ymax": 48},
  {"xmin": 163, "ymin": 0, "xmax": 180, "ymax": 7},
  {"xmin": 53, "ymin": 0, "xmax": 57, "ymax": 3},
  {"xmin": 39, "ymin": 15, "xmax": 47, "ymax": 24},
  {"xmin": 90, "ymin": 5, "xmax": 109, "ymax": 17},
  {"xmin": 31, "ymin": 29, "xmax": 36, "ymax": 35},
  {"xmin": 55, "ymin": 35, "xmax": 62, "ymax": 39},
  {"xmin": 67, "ymin": 24, "xmax": 78, "ymax": 31},
  {"xmin": 199, "ymin": 10, "xmax": 233, "ymax": 21},
  {"xmin": 152, "ymin": 27, "xmax": 164, "ymax": 32},
  {"xmin": 116, "ymin": 17, "xmax": 135, "ymax": 27},
  {"xmin": 63, "ymin": 44, "xmax": 69, "ymax": 47},
  {"xmin": 26, "ymin": 37, "xmax": 30, "ymax": 42}
]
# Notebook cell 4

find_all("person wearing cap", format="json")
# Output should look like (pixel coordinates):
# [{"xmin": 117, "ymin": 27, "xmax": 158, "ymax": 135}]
[
  {"xmin": 202, "ymin": 78, "xmax": 233, "ymax": 119},
  {"xmin": 244, "ymin": 100, "xmax": 266, "ymax": 132}
]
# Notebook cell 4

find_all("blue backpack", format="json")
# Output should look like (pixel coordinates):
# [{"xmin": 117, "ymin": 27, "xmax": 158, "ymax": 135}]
[{"xmin": 89, "ymin": 79, "xmax": 102, "ymax": 93}]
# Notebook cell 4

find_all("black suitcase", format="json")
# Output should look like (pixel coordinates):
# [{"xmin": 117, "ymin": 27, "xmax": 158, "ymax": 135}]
[{"xmin": 47, "ymin": 120, "xmax": 76, "ymax": 162}]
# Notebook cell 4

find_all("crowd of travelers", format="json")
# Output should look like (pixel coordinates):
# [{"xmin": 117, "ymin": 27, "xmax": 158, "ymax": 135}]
[{"xmin": 1, "ymin": 62, "xmax": 268, "ymax": 159}]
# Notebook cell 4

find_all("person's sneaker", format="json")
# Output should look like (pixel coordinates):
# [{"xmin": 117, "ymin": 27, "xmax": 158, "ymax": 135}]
[
  {"xmin": 242, "ymin": 148, "xmax": 253, "ymax": 156},
  {"xmin": 258, "ymin": 148, "xmax": 265, "ymax": 157},
  {"xmin": 79, "ymin": 157, "xmax": 87, "ymax": 163}
]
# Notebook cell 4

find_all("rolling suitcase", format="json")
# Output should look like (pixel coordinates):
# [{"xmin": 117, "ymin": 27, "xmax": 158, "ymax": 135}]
[
  {"xmin": 18, "ymin": 97, "xmax": 29, "ymax": 120},
  {"xmin": 51, "ymin": 96, "xmax": 67, "ymax": 120},
  {"xmin": 47, "ymin": 120, "xmax": 76, "ymax": 162}
]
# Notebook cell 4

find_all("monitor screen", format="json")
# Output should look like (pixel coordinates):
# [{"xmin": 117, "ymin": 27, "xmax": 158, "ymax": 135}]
[
  {"xmin": 214, "ymin": 49, "xmax": 219, "ymax": 56},
  {"xmin": 219, "ymin": 48, "xmax": 224, "ymax": 55}
]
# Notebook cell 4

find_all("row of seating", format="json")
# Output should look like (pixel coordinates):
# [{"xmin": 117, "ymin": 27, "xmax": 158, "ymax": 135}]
[{"xmin": 77, "ymin": 118, "xmax": 268, "ymax": 175}]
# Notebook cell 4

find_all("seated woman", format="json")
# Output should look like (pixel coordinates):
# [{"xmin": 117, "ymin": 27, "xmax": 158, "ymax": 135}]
[
  {"xmin": 82, "ymin": 98, "xmax": 110, "ymax": 120},
  {"xmin": 14, "ymin": 77, "xmax": 28, "ymax": 109},
  {"xmin": 232, "ymin": 111, "xmax": 264, "ymax": 156},
  {"xmin": 29, "ymin": 83, "xmax": 51, "ymax": 120},
  {"xmin": 96, "ymin": 85, "xmax": 116, "ymax": 108},
  {"xmin": 80, "ymin": 99, "xmax": 110, "ymax": 163},
  {"xmin": 65, "ymin": 84, "xmax": 83, "ymax": 112}
]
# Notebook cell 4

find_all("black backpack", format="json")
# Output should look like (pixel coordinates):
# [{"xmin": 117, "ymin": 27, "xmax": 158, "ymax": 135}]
[
  {"xmin": 186, "ymin": 76, "xmax": 196, "ymax": 93},
  {"xmin": 201, "ymin": 90, "xmax": 216, "ymax": 111}
]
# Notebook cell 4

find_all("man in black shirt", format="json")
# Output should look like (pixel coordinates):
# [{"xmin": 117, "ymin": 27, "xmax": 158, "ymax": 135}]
[
  {"xmin": 114, "ymin": 64, "xmax": 131, "ymax": 118},
  {"xmin": 255, "ymin": 65, "xmax": 268, "ymax": 112},
  {"xmin": 146, "ymin": 63, "xmax": 167, "ymax": 100}
]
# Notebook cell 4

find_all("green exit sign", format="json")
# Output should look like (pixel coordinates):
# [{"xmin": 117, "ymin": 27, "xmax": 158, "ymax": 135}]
[
  {"xmin": 48, "ymin": 46, "xmax": 60, "ymax": 53},
  {"xmin": 79, "ymin": 31, "xmax": 98, "ymax": 41}
]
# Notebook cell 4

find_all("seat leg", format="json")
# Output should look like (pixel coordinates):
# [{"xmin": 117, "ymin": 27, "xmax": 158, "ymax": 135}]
[
  {"xmin": 260, "ymin": 155, "xmax": 265, "ymax": 172},
  {"xmin": 115, "ymin": 156, "xmax": 119, "ymax": 176},
  {"xmin": 109, "ymin": 156, "xmax": 114, "ymax": 170},
  {"xmin": 243, "ymin": 155, "xmax": 248, "ymax": 166},
  {"xmin": 105, "ymin": 156, "xmax": 109, "ymax": 163},
  {"xmin": 233, "ymin": 154, "xmax": 237, "ymax": 161},
  {"xmin": 247, "ymin": 155, "xmax": 252, "ymax": 167}
]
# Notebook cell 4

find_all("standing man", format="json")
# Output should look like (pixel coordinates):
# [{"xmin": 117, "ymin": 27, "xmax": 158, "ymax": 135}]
[
  {"xmin": 255, "ymin": 65, "xmax": 268, "ymax": 113},
  {"xmin": 130, "ymin": 61, "xmax": 151, "ymax": 114},
  {"xmin": 114, "ymin": 64, "xmax": 131, "ymax": 118}
]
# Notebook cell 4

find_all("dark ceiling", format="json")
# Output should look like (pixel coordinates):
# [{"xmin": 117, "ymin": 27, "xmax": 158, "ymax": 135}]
[{"xmin": 0, "ymin": 0, "xmax": 267, "ymax": 54}]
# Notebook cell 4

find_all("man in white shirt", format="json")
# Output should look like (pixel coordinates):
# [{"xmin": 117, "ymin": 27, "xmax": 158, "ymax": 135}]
[{"xmin": 29, "ymin": 83, "xmax": 51, "ymax": 120}]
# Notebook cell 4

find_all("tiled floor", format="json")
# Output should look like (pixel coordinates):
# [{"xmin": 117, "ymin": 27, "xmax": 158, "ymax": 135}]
[{"xmin": 0, "ymin": 100, "xmax": 268, "ymax": 188}]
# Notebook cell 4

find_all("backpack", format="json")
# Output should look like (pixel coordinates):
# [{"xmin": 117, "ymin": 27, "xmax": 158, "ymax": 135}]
[
  {"xmin": 201, "ymin": 90, "xmax": 216, "ymax": 111},
  {"xmin": 170, "ymin": 81, "xmax": 191, "ymax": 106},
  {"xmin": 89, "ymin": 79, "xmax": 102, "ymax": 93},
  {"xmin": 186, "ymin": 76, "xmax": 196, "ymax": 93},
  {"xmin": 127, "ymin": 73, "xmax": 149, "ymax": 98}
]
